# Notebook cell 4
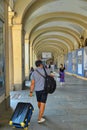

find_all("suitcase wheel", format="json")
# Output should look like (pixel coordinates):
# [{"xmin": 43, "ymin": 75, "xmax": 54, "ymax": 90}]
[
  {"xmin": 28, "ymin": 122, "xmax": 30, "ymax": 125},
  {"xmin": 25, "ymin": 118, "xmax": 27, "ymax": 121},
  {"xmin": 9, "ymin": 121, "xmax": 13, "ymax": 125},
  {"xmin": 29, "ymin": 107, "xmax": 32, "ymax": 109},
  {"xmin": 24, "ymin": 127, "xmax": 28, "ymax": 130},
  {"xmin": 20, "ymin": 122, "xmax": 25, "ymax": 127}
]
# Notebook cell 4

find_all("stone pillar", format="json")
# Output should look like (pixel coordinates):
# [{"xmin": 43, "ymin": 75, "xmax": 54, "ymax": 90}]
[
  {"xmin": 58, "ymin": 54, "xmax": 65, "ymax": 68},
  {"xmin": 25, "ymin": 39, "xmax": 29, "ymax": 78},
  {"xmin": 32, "ymin": 48, "xmax": 35, "ymax": 67},
  {"xmin": 12, "ymin": 24, "xmax": 23, "ymax": 90},
  {"xmin": 8, "ymin": 11, "xmax": 14, "ymax": 91},
  {"xmin": 34, "ymin": 53, "xmax": 37, "ymax": 67},
  {"xmin": 30, "ymin": 44, "xmax": 33, "ymax": 68},
  {"xmin": 83, "ymin": 30, "xmax": 87, "ymax": 46},
  {"xmin": 33, "ymin": 52, "xmax": 37, "ymax": 68}
]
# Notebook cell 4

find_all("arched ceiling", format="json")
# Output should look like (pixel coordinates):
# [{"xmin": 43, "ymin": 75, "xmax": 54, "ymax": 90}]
[{"xmin": 13, "ymin": 0, "xmax": 87, "ymax": 58}]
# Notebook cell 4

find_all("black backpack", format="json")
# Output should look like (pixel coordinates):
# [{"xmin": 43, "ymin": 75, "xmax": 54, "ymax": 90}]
[
  {"xmin": 36, "ymin": 68, "xmax": 56, "ymax": 94},
  {"xmin": 44, "ymin": 75, "xmax": 56, "ymax": 94}
]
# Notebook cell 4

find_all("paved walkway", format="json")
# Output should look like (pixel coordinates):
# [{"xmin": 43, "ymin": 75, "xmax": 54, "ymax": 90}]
[{"xmin": 0, "ymin": 74, "xmax": 87, "ymax": 130}]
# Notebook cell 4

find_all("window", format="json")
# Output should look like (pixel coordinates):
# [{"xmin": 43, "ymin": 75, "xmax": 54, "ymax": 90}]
[{"xmin": 0, "ymin": 19, "xmax": 5, "ymax": 94}]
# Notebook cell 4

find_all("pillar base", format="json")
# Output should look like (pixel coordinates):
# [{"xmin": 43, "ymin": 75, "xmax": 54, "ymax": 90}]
[{"xmin": 13, "ymin": 84, "xmax": 22, "ymax": 91}]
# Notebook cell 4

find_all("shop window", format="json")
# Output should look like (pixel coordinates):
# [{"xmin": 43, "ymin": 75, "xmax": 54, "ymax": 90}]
[{"xmin": 0, "ymin": 19, "xmax": 5, "ymax": 94}]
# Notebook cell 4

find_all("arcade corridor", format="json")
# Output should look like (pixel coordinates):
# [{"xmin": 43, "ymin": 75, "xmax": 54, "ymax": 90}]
[
  {"xmin": 0, "ymin": 0, "xmax": 87, "ymax": 130},
  {"xmin": 0, "ymin": 74, "xmax": 87, "ymax": 130}
]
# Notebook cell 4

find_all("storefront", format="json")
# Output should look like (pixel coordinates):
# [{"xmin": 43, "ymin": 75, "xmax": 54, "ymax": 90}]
[
  {"xmin": 0, "ymin": 0, "xmax": 5, "ymax": 102},
  {"xmin": 0, "ymin": 19, "xmax": 5, "ymax": 96}
]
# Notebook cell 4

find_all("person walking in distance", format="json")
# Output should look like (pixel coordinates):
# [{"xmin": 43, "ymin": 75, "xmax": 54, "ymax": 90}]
[
  {"xmin": 29, "ymin": 60, "xmax": 50, "ymax": 123},
  {"xmin": 59, "ymin": 64, "xmax": 65, "ymax": 86}
]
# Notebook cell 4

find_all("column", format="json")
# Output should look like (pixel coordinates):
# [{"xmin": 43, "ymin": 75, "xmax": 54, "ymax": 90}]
[
  {"xmin": 12, "ymin": 24, "xmax": 23, "ymax": 90},
  {"xmin": 58, "ymin": 54, "xmax": 64, "ymax": 67},
  {"xmin": 8, "ymin": 11, "xmax": 14, "ymax": 91},
  {"xmin": 32, "ymin": 48, "xmax": 35, "ymax": 67},
  {"xmin": 25, "ymin": 39, "xmax": 29, "ymax": 78},
  {"xmin": 33, "ymin": 52, "xmax": 37, "ymax": 68},
  {"xmin": 83, "ymin": 30, "xmax": 87, "ymax": 46},
  {"xmin": 30, "ymin": 44, "xmax": 33, "ymax": 68}
]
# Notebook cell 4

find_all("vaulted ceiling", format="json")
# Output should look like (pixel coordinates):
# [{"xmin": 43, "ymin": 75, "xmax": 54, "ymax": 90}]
[{"xmin": 12, "ymin": 0, "xmax": 87, "ymax": 58}]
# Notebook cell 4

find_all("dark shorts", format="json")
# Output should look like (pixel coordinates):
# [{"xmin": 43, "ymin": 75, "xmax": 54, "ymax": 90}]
[{"xmin": 36, "ymin": 90, "xmax": 48, "ymax": 103}]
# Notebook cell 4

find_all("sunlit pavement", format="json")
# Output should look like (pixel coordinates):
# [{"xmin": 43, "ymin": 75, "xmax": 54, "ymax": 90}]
[{"xmin": 0, "ymin": 74, "xmax": 87, "ymax": 130}]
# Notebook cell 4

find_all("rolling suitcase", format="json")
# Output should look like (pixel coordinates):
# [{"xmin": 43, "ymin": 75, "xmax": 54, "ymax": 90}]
[{"xmin": 9, "ymin": 102, "xmax": 34, "ymax": 130}]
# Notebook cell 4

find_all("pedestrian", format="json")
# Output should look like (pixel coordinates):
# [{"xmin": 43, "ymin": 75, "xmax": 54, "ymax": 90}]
[
  {"xmin": 59, "ymin": 64, "xmax": 65, "ymax": 86},
  {"xmin": 29, "ymin": 60, "xmax": 50, "ymax": 123}
]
